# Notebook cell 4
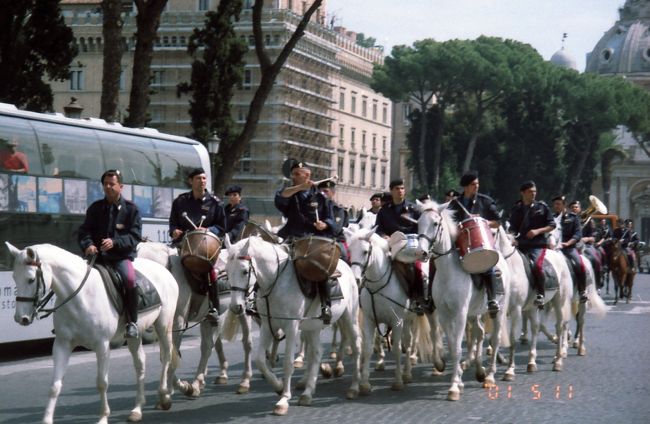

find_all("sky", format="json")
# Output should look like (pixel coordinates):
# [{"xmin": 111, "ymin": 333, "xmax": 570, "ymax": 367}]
[{"xmin": 324, "ymin": 0, "xmax": 627, "ymax": 72}]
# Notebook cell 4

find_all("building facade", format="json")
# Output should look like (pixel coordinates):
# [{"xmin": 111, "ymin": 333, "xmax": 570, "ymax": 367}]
[{"xmin": 53, "ymin": 0, "xmax": 391, "ymax": 220}]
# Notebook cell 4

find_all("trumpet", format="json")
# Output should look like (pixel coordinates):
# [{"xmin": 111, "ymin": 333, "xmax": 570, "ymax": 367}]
[{"xmin": 581, "ymin": 195, "xmax": 607, "ymax": 229}]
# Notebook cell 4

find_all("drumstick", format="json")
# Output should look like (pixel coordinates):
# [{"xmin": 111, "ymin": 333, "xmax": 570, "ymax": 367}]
[
  {"xmin": 311, "ymin": 175, "xmax": 339, "ymax": 187},
  {"xmin": 182, "ymin": 212, "xmax": 198, "ymax": 230},
  {"xmin": 401, "ymin": 214, "xmax": 418, "ymax": 224},
  {"xmin": 198, "ymin": 215, "xmax": 206, "ymax": 229}
]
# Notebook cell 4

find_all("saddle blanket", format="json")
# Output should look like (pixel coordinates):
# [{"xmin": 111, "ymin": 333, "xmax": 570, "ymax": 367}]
[{"xmin": 95, "ymin": 264, "xmax": 161, "ymax": 315}]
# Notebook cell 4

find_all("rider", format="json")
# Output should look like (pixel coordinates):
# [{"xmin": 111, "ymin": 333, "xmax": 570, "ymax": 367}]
[
  {"xmin": 552, "ymin": 197, "xmax": 588, "ymax": 303},
  {"xmin": 508, "ymin": 180, "xmax": 556, "ymax": 307},
  {"xmin": 224, "ymin": 185, "xmax": 250, "ymax": 242},
  {"xmin": 613, "ymin": 219, "xmax": 640, "ymax": 272},
  {"xmin": 169, "ymin": 167, "xmax": 225, "ymax": 325},
  {"xmin": 444, "ymin": 189, "xmax": 460, "ymax": 203},
  {"xmin": 448, "ymin": 171, "xmax": 502, "ymax": 317},
  {"xmin": 570, "ymin": 200, "xmax": 604, "ymax": 291},
  {"xmin": 275, "ymin": 160, "xmax": 337, "ymax": 324},
  {"xmin": 318, "ymin": 180, "xmax": 350, "ymax": 264},
  {"xmin": 376, "ymin": 178, "xmax": 429, "ymax": 315},
  {"xmin": 369, "ymin": 192, "xmax": 383, "ymax": 214},
  {"xmin": 78, "ymin": 169, "xmax": 142, "ymax": 338}
]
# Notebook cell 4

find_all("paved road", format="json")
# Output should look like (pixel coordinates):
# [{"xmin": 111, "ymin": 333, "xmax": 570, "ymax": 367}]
[{"xmin": 1, "ymin": 274, "xmax": 649, "ymax": 424}]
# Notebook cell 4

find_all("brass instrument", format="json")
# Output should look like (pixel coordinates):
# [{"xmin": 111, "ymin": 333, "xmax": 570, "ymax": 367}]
[{"xmin": 581, "ymin": 195, "xmax": 607, "ymax": 229}]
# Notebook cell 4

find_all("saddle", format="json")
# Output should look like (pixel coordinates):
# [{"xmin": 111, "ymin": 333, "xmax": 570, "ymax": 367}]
[
  {"xmin": 392, "ymin": 260, "xmax": 418, "ymax": 299},
  {"xmin": 95, "ymin": 263, "xmax": 161, "ymax": 315},
  {"xmin": 518, "ymin": 250, "xmax": 559, "ymax": 291},
  {"xmin": 295, "ymin": 269, "xmax": 344, "ymax": 301}
]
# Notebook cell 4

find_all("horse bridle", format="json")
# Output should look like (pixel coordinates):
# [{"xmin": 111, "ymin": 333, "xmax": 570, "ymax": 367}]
[
  {"xmin": 350, "ymin": 240, "xmax": 391, "ymax": 287},
  {"xmin": 417, "ymin": 208, "xmax": 455, "ymax": 258}
]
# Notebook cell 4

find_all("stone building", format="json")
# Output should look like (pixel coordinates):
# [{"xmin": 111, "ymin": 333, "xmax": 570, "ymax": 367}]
[
  {"xmin": 52, "ymin": 0, "xmax": 391, "ymax": 220},
  {"xmin": 586, "ymin": 0, "xmax": 650, "ymax": 242}
]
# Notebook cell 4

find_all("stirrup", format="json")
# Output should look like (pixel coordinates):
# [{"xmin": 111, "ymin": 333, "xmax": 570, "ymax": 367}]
[
  {"xmin": 534, "ymin": 294, "xmax": 545, "ymax": 307},
  {"xmin": 205, "ymin": 308, "xmax": 220, "ymax": 326},
  {"xmin": 487, "ymin": 300, "xmax": 500, "ymax": 318},
  {"xmin": 245, "ymin": 300, "xmax": 259, "ymax": 318},
  {"xmin": 579, "ymin": 291, "xmax": 588, "ymax": 303},
  {"xmin": 125, "ymin": 322, "xmax": 139, "ymax": 339},
  {"xmin": 320, "ymin": 306, "xmax": 332, "ymax": 325},
  {"xmin": 412, "ymin": 300, "xmax": 425, "ymax": 316}
]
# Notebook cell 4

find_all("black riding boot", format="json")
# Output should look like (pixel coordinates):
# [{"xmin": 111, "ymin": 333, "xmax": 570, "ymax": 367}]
[
  {"xmin": 125, "ymin": 287, "xmax": 139, "ymax": 338},
  {"xmin": 534, "ymin": 274, "xmax": 545, "ymax": 308},
  {"xmin": 483, "ymin": 271, "xmax": 500, "ymax": 318},
  {"xmin": 577, "ymin": 273, "xmax": 588, "ymax": 303},
  {"xmin": 319, "ymin": 280, "xmax": 332, "ymax": 325},
  {"xmin": 206, "ymin": 282, "xmax": 220, "ymax": 326}
]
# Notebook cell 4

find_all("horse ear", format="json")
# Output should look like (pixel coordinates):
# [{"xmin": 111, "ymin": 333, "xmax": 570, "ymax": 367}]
[
  {"xmin": 365, "ymin": 226, "xmax": 378, "ymax": 241},
  {"xmin": 416, "ymin": 199, "xmax": 423, "ymax": 208},
  {"xmin": 5, "ymin": 242, "xmax": 21, "ymax": 258},
  {"xmin": 264, "ymin": 219, "xmax": 272, "ymax": 231},
  {"xmin": 26, "ymin": 247, "xmax": 38, "ymax": 263},
  {"xmin": 224, "ymin": 234, "xmax": 232, "ymax": 251},
  {"xmin": 343, "ymin": 227, "xmax": 354, "ymax": 239}
]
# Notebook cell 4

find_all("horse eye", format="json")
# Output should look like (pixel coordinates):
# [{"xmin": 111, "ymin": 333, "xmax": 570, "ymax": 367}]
[
  {"xmin": 28, "ymin": 278, "xmax": 36, "ymax": 284},
  {"xmin": 241, "ymin": 270, "xmax": 249, "ymax": 276}
]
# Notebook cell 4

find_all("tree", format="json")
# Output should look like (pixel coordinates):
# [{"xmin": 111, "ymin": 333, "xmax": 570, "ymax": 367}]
[
  {"xmin": 124, "ymin": 0, "xmax": 168, "ymax": 128},
  {"xmin": 0, "ymin": 0, "xmax": 76, "ymax": 112},
  {"xmin": 212, "ymin": 0, "xmax": 325, "ymax": 193},
  {"xmin": 100, "ymin": 0, "xmax": 125, "ymax": 122},
  {"xmin": 177, "ymin": 0, "xmax": 247, "ymax": 188},
  {"xmin": 356, "ymin": 33, "xmax": 376, "ymax": 48}
]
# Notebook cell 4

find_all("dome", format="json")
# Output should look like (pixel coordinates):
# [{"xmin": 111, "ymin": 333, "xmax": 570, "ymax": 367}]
[
  {"xmin": 550, "ymin": 48, "xmax": 578, "ymax": 70},
  {"xmin": 585, "ymin": 0, "xmax": 650, "ymax": 87}
]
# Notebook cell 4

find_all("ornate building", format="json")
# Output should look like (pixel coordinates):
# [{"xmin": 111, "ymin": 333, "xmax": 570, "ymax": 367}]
[
  {"xmin": 586, "ymin": 0, "xmax": 650, "ymax": 242},
  {"xmin": 52, "ymin": 0, "xmax": 391, "ymax": 219}
]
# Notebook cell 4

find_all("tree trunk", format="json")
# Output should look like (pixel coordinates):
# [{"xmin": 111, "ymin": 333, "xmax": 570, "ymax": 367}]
[
  {"xmin": 431, "ymin": 105, "xmax": 445, "ymax": 196},
  {"xmin": 417, "ymin": 107, "xmax": 429, "ymax": 190},
  {"xmin": 566, "ymin": 133, "xmax": 594, "ymax": 201},
  {"xmin": 212, "ymin": 0, "xmax": 324, "ymax": 194},
  {"xmin": 100, "ymin": 0, "xmax": 124, "ymax": 122},
  {"xmin": 462, "ymin": 104, "xmax": 484, "ymax": 172},
  {"xmin": 124, "ymin": 0, "xmax": 167, "ymax": 128}
]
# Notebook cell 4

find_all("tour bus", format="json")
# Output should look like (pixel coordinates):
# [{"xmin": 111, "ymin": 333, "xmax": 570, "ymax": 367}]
[{"xmin": 0, "ymin": 102, "xmax": 211, "ymax": 344}]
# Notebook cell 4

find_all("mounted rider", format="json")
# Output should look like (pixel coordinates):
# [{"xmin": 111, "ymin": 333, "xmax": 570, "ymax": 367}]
[
  {"xmin": 375, "ymin": 178, "xmax": 429, "ymax": 315},
  {"xmin": 552, "ymin": 196, "xmax": 588, "ymax": 303},
  {"xmin": 224, "ymin": 184, "xmax": 250, "ymax": 242},
  {"xmin": 508, "ymin": 180, "xmax": 556, "ymax": 307},
  {"xmin": 570, "ymin": 200, "xmax": 604, "ymax": 291},
  {"xmin": 613, "ymin": 218, "xmax": 640, "ymax": 272},
  {"xmin": 318, "ymin": 179, "xmax": 350, "ymax": 264},
  {"xmin": 275, "ymin": 160, "xmax": 337, "ymax": 324},
  {"xmin": 78, "ymin": 169, "xmax": 142, "ymax": 338},
  {"xmin": 447, "ymin": 171, "xmax": 502, "ymax": 317},
  {"xmin": 169, "ymin": 167, "xmax": 225, "ymax": 325}
]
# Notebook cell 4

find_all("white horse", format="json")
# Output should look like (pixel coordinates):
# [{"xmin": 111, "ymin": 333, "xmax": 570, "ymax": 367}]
[
  {"xmin": 347, "ymin": 227, "xmax": 443, "ymax": 394},
  {"xmin": 415, "ymin": 200, "xmax": 511, "ymax": 400},
  {"xmin": 136, "ymin": 242, "xmax": 254, "ymax": 396},
  {"xmin": 7, "ymin": 242, "xmax": 178, "ymax": 424},
  {"xmin": 223, "ymin": 235, "xmax": 361, "ymax": 416}
]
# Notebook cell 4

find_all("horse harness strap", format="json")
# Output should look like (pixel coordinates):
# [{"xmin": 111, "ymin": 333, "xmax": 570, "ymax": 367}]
[{"xmin": 418, "ymin": 209, "xmax": 455, "ymax": 258}]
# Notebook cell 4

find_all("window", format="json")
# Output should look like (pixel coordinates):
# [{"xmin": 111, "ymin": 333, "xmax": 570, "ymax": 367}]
[
  {"xmin": 339, "ymin": 91, "xmax": 345, "ymax": 110},
  {"xmin": 382, "ymin": 136, "xmax": 387, "ymax": 155},
  {"xmin": 69, "ymin": 70, "xmax": 84, "ymax": 91},
  {"xmin": 239, "ymin": 146, "xmax": 251, "ymax": 173},
  {"xmin": 372, "ymin": 134, "xmax": 377, "ymax": 153},
  {"xmin": 362, "ymin": 97, "xmax": 367, "ymax": 117},
  {"xmin": 339, "ymin": 124, "xmax": 344, "ymax": 145},
  {"xmin": 361, "ymin": 131, "xmax": 366, "ymax": 151},
  {"xmin": 350, "ymin": 128, "xmax": 356, "ymax": 148},
  {"xmin": 371, "ymin": 163, "xmax": 377, "ymax": 187},
  {"xmin": 382, "ymin": 104, "xmax": 388, "ymax": 123},
  {"xmin": 350, "ymin": 159, "xmax": 356, "ymax": 185},
  {"xmin": 238, "ymin": 107, "xmax": 246, "ymax": 121},
  {"xmin": 402, "ymin": 103, "xmax": 411, "ymax": 124},
  {"xmin": 338, "ymin": 157, "xmax": 344, "ymax": 182},
  {"xmin": 360, "ymin": 162, "xmax": 366, "ymax": 186},
  {"xmin": 152, "ymin": 70, "xmax": 164, "ymax": 86},
  {"xmin": 119, "ymin": 70, "xmax": 126, "ymax": 91},
  {"xmin": 243, "ymin": 69, "xmax": 252, "ymax": 90},
  {"xmin": 381, "ymin": 166, "xmax": 386, "ymax": 187},
  {"xmin": 372, "ymin": 102, "xmax": 378, "ymax": 120},
  {"xmin": 198, "ymin": 0, "xmax": 209, "ymax": 11},
  {"xmin": 351, "ymin": 93, "xmax": 357, "ymax": 114},
  {"xmin": 265, "ymin": 34, "xmax": 271, "ymax": 45},
  {"xmin": 248, "ymin": 35, "xmax": 255, "ymax": 46}
]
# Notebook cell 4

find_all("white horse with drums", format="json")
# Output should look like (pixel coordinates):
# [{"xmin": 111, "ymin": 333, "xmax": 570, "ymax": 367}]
[
  {"xmin": 415, "ymin": 200, "xmax": 511, "ymax": 400},
  {"xmin": 7, "ymin": 242, "xmax": 178, "ymax": 424},
  {"xmin": 137, "ymin": 237, "xmax": 255, "ymax": 397},
  {"xmin": 224, "ymin": 235, "xmax": 361, "ymax": 416},
  {"xmin": 347, "ymin": 227, "xmax": 443, "ymax": 394}
]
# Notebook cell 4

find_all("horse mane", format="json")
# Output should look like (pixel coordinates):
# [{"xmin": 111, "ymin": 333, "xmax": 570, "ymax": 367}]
[
  {"xmin": 30, "ymin": 244, "xmax": 83, "ymax": 266},
  {"xmin": 351, "ymin": 228, "xmax": 389, "ymax": 252},
  {"xmin": 419, "ymin": 199, "xmax": 459, "ymax": 241}
]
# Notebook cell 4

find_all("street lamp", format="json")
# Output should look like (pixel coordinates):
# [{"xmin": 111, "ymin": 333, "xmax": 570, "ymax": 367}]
[{"xmin": 206, "ymin": 132, "xmax": 221, "ymax": 193}]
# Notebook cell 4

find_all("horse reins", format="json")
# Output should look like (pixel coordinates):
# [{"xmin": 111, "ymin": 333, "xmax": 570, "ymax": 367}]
[{"xmin": 418, "ymin": 208, "xmax": 455, "ymax": 259}]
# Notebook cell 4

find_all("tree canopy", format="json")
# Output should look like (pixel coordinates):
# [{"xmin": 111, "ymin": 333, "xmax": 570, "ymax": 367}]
[{"xmin": 0, "ymin": 0, "xmax": 77, "ymax": 112}]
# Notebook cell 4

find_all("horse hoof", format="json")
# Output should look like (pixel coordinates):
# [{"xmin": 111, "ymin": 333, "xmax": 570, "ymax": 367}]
[
  {"xmin": 486, "ymin": 346, "xmax": 493, "ymax": 356},
  {"xmin": 236, "ymin": 384, "xmax": 250, "ymax": 394},
  {"xmin": 553, "ymin": 362, "xmax": 563, "ymax": 372},
  {"xmin": 410, "ymin": 355, "xmax": 418, "ymax": 366},
  {"xmin": 273, "ymin": 404, "xmax": 289, "ymax": 416},
  {"xmin": 295, "ymin": 380, "xmax": 306, "ymax": 390},
  {"xmin": 298, "ymin": 394, "xmax": 312, "ymax": 406},
  {"xmin": 334, "ymin": 365, "xmax": 345, "ymax": 378},
  {"xmin": 447, "ymin": 390, "xmax": 460, "ymax": 401},
  {"xmin": 127, "ymin": 411, "xmax": 143, "ymax": 422},
  {"xmin": 519, "ymin": 338, "xmax": 529, "ymax": 346},
  {"xmin": 572, "ymin": 341, "xmax": 579, "ymax": 349},
  {"xmin": 329, "ymin": 351, "xmax": 337, "ymax": 360},
  {"xmin": 214, "ymin": 376, "xmax": 228, "ymax": 385},
  {"xmin": 502, "ymin": 372, "xmax": 515, "ymax": 382},
  {"xmin": 346, "ymin": 388, "xmax": 359, "ymax": 400},
  {"xmin": 476, "ymin": 369, "xmax": 486, "ymax": 383},
  {"xmin": 431, "ymin": 368, "xmax": 444, "ymax": 376},
  {"xmin": 293, "ymin": 358, "xmax": 304, "ymax": 369},
  {"xmin": 359, "ymin": 383, "xmax": 372, "ymax": 395},
  {"xmin": 320, "ymin": 363, "xmax": 333, "ymax": 378},
  {"xmin": 391, "ymin": 382, "xmax": 404, "ymax": 391},
  {"xmin": 527, "ymin": 363, "xmax": 537, "ymax": 373},
  {"xmin": 482, "ymin": 377, "xmax": 496, "ymax": 388},
  {"xmin": 578, "ymin": 346, "xmax": 586, "ymax": 356},
  {"xmin": 434, "ymin": 359, "xmax": 446, "ymax": 373},
  {"xmin": 155, "ymin": 399, "xmax": 172, "ymax": 411},
  {"xmin": 375, "ymin": 362, "xmax": 385, "ymax": 372}
]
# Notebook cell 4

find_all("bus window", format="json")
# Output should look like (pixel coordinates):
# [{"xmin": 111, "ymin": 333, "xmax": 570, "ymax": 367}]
[
  {"xmin": 98, "ymin": 132, "xmax": 159, "ymax": 186},
  {"xmin": 30, "ymin": 120, "xmax": 102, "ymax": 178},
  {"xmin": 0, "ymin": 115, "xmax": 43, "ymax": 175},
  {"xmin": 152, "ymin": 138, "xmax": 202, "ymax": 188}
]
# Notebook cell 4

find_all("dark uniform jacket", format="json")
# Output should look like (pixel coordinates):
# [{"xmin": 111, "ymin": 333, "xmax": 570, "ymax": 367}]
[
  {"xmin": 582, "ymin": 219, "xmax": 596, "ymax": 240},
  {"xmin": 448, "ymin": 193, "xmax": 500, "ymax": 223},
  {"xmin": 508, "ymin": 200, "xmax": 555, "ymax": 250},
  {"xmin": 224, "ymin": 202, "xmax": 249, "ymax": 242},
  {"xmin": 169, "ymin": 191, "xmax": 225, "ymax": 241},
  {"xmin": 275, "ymin": 185, "xmax": 336, "ymax": 240},
  {"xmin": 557, "ymin": 211, "xmax": 582, "ymax": 249},
  {"xmin": 376, "ymin": 200, "xmax": 420, "ymax": 237},
  {"xmin": 613, "ymin": 227, "xmax": 640, "ymax": 249},
  {"xmin": 595, "ymin": 224, "xmax": 612, "ymax": 242},
  {"xmin": 78, "ymin": 196, "xmax": 142, "ymax": 261},
  {"xmin": 331, "ymin": 202, "xmax": 349, "ymax": 243}
]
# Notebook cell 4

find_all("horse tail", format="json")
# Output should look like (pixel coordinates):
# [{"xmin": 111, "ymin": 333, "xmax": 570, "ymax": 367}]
[
  {"xmin": 221, "ymin": 309, "xmax": 240, "ymax": 342},
  {"xmin": 587, "ymin": 290, "xmax": 608, "ymax": 319},
  {"xmin": 571, "ymin": 300, "xmax": 579, "ymax": 316},
  {"xmin": 413, "ymin": 314, "xmax": 434, "ymax": 363}
]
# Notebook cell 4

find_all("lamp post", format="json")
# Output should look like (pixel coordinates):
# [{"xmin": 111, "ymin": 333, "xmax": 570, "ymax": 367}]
[{"xmin": 206, "ymin": 132, "xmax": 221, "ymax": 194}]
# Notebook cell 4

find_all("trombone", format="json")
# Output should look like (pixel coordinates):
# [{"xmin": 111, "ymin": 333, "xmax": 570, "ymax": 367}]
[{"xmin": 581, "ymin": 195, "xmax": 608, "ymax": 229}]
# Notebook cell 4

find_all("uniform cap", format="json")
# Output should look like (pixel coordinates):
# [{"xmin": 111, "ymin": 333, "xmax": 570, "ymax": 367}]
[
  {"xmin": 459, "ymin": 171, "xmax": 478, "ymax": 187},
  {"xmin": 225, "ymin": 185, "xmax": 242, "ymax": 195},
  {"xmin": 188, "ymin": 167, "xmax": 206, "ymax": 179},
  {"xmin": 317, "ymin": 180, "xmax": 336, "ymax": 189}
]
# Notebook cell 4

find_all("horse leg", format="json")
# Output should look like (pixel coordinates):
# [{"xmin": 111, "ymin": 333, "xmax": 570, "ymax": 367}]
[
  {"xmin": 373, "ymin": 330, "xmax": 386, "ymax": 371},
  {"xmin": 330, "ymin": 323, "xmax": 339, "ymax": 359},
  {"xmin": 552, "ymin": 299, "xmax": 568, "ymax": 372},
  {"xmin": 154, "ymin": 319, "xmax": 174, "ymax": 411},
  {"xmin": 293, "ymin": 336, "xmax": 305, "ymax": 369},
  {"xmin": 298, "ymin": 330, "xmax": 322, "ymax": 406},
  {"xmin": 527, "ymin": 308, "xmax": 540, "ymax": 373},
  {"xmin": 213, "ymin": 335, "xmax": 229, "ymax": 385},
  {"xmin": 254, "ymin": 328, "xmax": 283, "ymax": 395},
  {"xmin": 185, "ymin": 321, "xmax": 214, "ymax": 397},
  {"xmin": 575, "ymin": 303, "xmax": 586, "ymax": 356},
  {"xmin": 236, "ymin": 314, "xmax": 253, "ymax": 394},
  {"xmin": 469, "ymin": 316, "xmax": 487, "ymax": 384},
  {"xmin": 42, "ymin": 339, "xmax": 73, "ymax": 424},
  {"xmin": 484, "ymin": 314, "xmax": 502, "ymax": 388},
  {"xmin": 272, "ymin": 323, "xmax": 299, "ymax": 416},
  {"xmin": 401, "ymin": 320, "xmax": 414, "ymax": 385},
  {"xmin": 337, "ymin": 309, "xmax": 361, "ymax": 399},
  {"xmin": 390, "ymin": 324, "xmax": 405, "ymax": 391},
  {"xmin": 504, "ymin": 307, "xmax": 521, "ymax": 381},
  {"xmin": 519, "ymin": 314, "xmax": 529, "ymax": 345},
  {"xmin": 126, "ymin": 338, "xmax": 146, "ymax": 422},
  {"xmin": 443, "ymin": 313, "xmax": 466, "ymax": 401},
  {"xmin": 93, "ymin": 342, "xmax": 112, "ymax": 424},
  {"xmin": 359, "ymin": 315, "xmax": 375, "ymax": 395}
]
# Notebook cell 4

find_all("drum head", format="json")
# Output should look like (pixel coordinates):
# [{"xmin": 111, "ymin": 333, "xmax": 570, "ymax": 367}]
[
  {"xmin": 239, "ymin": 221, "xmax": 277, "ymax": 243},
  {"xmin": 459, "ymin": 249, "xmax": 499, "ymax": 274}
]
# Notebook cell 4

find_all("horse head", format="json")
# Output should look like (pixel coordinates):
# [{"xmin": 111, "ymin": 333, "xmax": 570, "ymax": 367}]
[
  {"xmin": 415, "ymin": 199, "xmax": 456, "ymax": 261},
  {"xmin": 224, "ymin": 234, "xmax": 254, "ymax": 315},
  {"xmin": 348, "ymin": 227, "xmax": 387, "ymax": 287},
  {"xmin": 6, "ymin": 242, "xmax": 51, "ymax": 326}
]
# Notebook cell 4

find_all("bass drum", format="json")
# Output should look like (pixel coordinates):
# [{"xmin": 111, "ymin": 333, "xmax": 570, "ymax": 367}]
[
  {"xmin": 456, "ymin": 217, "xmax": 498, "ymax": 274},
  {"xmin": 239, "ymin": 220, "xmax": 278, "ymax": 243},
  {"xmin": 293, "ymin": 236, "xmax": 340, "ymax": 282},
  {"xmin": 180, "ymin": 230, "xmax": 221, "ymax": 274}
]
